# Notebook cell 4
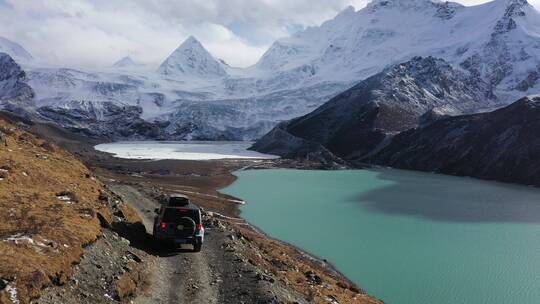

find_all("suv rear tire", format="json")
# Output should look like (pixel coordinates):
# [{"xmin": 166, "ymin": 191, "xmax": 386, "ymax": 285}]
[{"xmin": 193, "ymin": 243, "xmax": 202, "ymax": 252}]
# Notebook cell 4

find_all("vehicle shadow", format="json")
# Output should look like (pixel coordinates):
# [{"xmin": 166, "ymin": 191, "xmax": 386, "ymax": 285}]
[{"xmin": 111, "ymin": 221, "xmax": 198, "ymax": 257}]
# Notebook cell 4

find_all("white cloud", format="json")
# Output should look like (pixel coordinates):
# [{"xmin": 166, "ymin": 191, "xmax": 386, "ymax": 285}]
[{"xmin": 0, "ymin": 0, "xmax": 538, "ymax": 68}]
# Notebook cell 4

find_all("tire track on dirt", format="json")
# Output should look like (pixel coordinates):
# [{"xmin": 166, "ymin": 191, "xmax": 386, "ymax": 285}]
[{"xmin": 110, "ymin": 184, "xmax": 218, "ymax": 304}]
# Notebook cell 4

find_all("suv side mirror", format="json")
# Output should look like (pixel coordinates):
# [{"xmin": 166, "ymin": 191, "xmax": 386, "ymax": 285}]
[{"xmin": 154, "ymin": 208, "xmax": 160, "ymax": 214}]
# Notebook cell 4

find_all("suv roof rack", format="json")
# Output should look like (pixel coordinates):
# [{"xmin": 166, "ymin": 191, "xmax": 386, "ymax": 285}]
[
  {"xmin": 169, "ymin": 193, "xmax": 189, "ymax": 199},
  {"xmin": 164, "ymin": 194, "xmax": 193, "ymax": 207}
]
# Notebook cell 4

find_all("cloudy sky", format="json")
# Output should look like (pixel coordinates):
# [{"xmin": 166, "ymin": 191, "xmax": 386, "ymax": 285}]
[{"xmin": 0, "ymin": 0, "xmax": 539, "ymax": 68}]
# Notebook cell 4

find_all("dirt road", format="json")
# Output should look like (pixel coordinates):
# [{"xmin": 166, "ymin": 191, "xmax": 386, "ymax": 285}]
[
  {"xmin": 11, "ymin": 115, "xmax": 381, "ymax": 304},
  {"xmin": 110, "ymin": 183, "xmax": 307, "ymax": 304}
]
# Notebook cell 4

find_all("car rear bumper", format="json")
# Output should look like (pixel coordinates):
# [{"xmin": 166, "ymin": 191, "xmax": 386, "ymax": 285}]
[
  {"xmin": 154, "ymin": 234, "xmax": 203, "ymax": 244},
  {"xmin": 153, "ymin": 227, "xmax": 204, "ymax": 244}
]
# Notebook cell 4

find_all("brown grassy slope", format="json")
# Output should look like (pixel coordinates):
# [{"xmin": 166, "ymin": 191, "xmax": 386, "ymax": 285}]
[{"xmin": 0, "ymin": 119, "xmax": 114, "ymax": 304}]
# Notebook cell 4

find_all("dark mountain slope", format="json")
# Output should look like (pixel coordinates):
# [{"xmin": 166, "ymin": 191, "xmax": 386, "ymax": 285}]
[
  {"xmin": 369, "ymin": 96, "xmax": 540, "ymax": 185},
  {"xmin": 252, "ymin": 56, "xmax": 496, "ymax": 159}
]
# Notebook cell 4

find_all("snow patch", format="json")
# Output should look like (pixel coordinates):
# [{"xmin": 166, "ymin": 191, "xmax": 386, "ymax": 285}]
[
  {"xmin": 56, "ymin": 195, "xmax": 73, "ymax": 204},
  {"xmin": 2, "ymin": 234, "xmax": 49, "ymax": 250},
  {"xmin": 5, "ymin": 284, "xmax": 19, "ymax": 304}
]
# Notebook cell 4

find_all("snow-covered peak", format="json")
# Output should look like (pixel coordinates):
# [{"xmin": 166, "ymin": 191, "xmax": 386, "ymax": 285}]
[
  {"xmin": 157, "ymin": 36, "xmax": 227, "ymax": 78},
  {"xmin": 182, "ymin": 36, "xmax": 204, "ymax": 49},
  {"xmin": 336, "ymin": 5, "xmax": 356, "ymax": 17},
  {"xmin": 112, "ymin": 56, "xmax": 138, "ymax": 68},
  {"xmin": 0, "ymin": 37, "xmax": 33, "ymax": 63},
  {"xmin": 254, "ymin": 0, "xmax": 540, "ymax": 97},
  {"xmin": 366, "ymin": 0, "xmax": 446, "ymax": 11}
]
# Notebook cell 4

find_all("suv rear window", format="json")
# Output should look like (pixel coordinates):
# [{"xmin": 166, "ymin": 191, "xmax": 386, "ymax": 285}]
[
  {"xmin": 162, "ymin": 208, "xmax": 200, "ymax": 224},
  {"xmin": 168, "ymin": 196, "xmax": 189, "ymax": 207}
]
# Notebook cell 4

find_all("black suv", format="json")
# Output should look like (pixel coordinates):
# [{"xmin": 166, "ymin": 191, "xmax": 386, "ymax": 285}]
[{"xmin": 153, "ymin": 194, "xmax": 204, "ymax": 252}]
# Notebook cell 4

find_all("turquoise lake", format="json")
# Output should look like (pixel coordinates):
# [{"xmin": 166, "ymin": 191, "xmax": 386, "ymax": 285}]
[{"xmin": 220, "ymin": 168, "xmax": 540, "ymax": 304}]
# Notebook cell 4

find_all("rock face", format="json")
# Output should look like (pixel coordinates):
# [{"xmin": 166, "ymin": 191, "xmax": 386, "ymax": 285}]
[
  {"xmin": 369, "ymin": 96, "xmax": 540, "ymax": 185},
  {"xmin": 37, "ymin": 101, "xmax": 166, "ymax": 140},
  {"xmin": 253, "ymin": 56, "xmax": 496, "ymax": 160},
  {"xmin": 0, "ymin": 53, "xmax": 34, "ymax": 103}
]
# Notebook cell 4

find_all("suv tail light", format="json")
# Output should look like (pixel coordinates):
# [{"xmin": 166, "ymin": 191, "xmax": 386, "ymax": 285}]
[
  {"xmin": 160, "ymin": 222, "xmax": 167, "ymax": 229},
  {"xmin": 197, "ymin": 223, "xmax": 203, "ymax": 231}
]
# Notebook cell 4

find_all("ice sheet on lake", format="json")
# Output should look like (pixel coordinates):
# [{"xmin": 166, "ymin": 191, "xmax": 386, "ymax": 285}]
[{"xmin": 94, "ymin": 141, "xmax": 280, "ymax": 160}]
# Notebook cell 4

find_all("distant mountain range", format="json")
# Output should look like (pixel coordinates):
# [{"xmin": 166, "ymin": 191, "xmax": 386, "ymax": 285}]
[{"xmin": 1, "ymin": 0, "xmax": 540, "ymax": 142}]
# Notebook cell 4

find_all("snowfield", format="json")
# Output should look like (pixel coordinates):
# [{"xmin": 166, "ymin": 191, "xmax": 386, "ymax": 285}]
[{"xmin": 94, "ymin": 141, "xmax": 280, "ymax": 160}]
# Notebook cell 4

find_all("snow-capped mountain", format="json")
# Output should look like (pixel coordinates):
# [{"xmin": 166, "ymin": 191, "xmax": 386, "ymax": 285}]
[
  {"xmin": 0, "ymin": 37, "xmax": 33, "ymax": 63},
  {"xmin": 2, "ymin": 0, "xmax": 540, "ymax": 141},
  {"xmin": 256, "ymin": 0, "xmax": 540, "ymax": 98},
  {"xmin": 157, "ymin": 36, "xmax": 228, "ymax": 78},
  {"xmin": 251, "ymin": 56, "xmax": 499, "ymax": 160},
  {"xmin": 112, "ymin": 56, "xmax": 139, "ymax": 68}
]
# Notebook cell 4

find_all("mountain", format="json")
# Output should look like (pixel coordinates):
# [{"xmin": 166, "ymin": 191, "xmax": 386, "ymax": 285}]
[
  {"xmin": 157, "ymin": 36, "xmax": 227, "ymax": 78},
  {"xmin": 3, "ymin": 0, "xmax": 540, "ymax": 141},
  {"xmin": 368, "ymin": 96, "xmax": 540, "ymax": 185},
  {"xmin": 255, "ymin": 0, "xmax": 540, "ymax": 99},
  {"xmin": 0, "ymin": 37, "xmax": 33, "ymax": 63},
  {"xmin": 112, "ymin": 56, "xmax": 139, "ymax": 68},
  {"xmin": 0, "ymin": 53, "xmax": 34, "ymax": 103},
  {"xmin": 252, "ymin": 56, "xmax": 498, "ymax": 159}
]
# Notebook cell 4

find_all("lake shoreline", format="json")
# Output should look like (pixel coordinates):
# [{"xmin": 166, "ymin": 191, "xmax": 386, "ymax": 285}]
[
  {"xmin": 223, "ymin": 168, "xmax": 540, "ymax": 303},
  {"xmin": 17, "ymin": 116, "xmax": 540, "ymax": 303},
  {"xmin": 20, "ymin": 118, "xmax": 381, "ymax": 303},
  {"xmin": 89, "ymin": 157, "xmax": 381, "ymax": 303}
]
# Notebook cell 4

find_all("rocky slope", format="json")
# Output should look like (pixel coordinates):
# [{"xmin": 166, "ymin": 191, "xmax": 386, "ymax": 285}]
[
  {"xmin": 0, "ymin": 115, "xmax": 147, "ymax": 304},
  {"xmin": 3, "ymin": 0, "xmax": 540, "ymax": 140},
  {"xmin": 369, "ymin": 96, "xmax": 540, "ymax": 185},
  {"xmin": 252, "ymin": 56, "xmax": 497, "ymax": 159}
]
